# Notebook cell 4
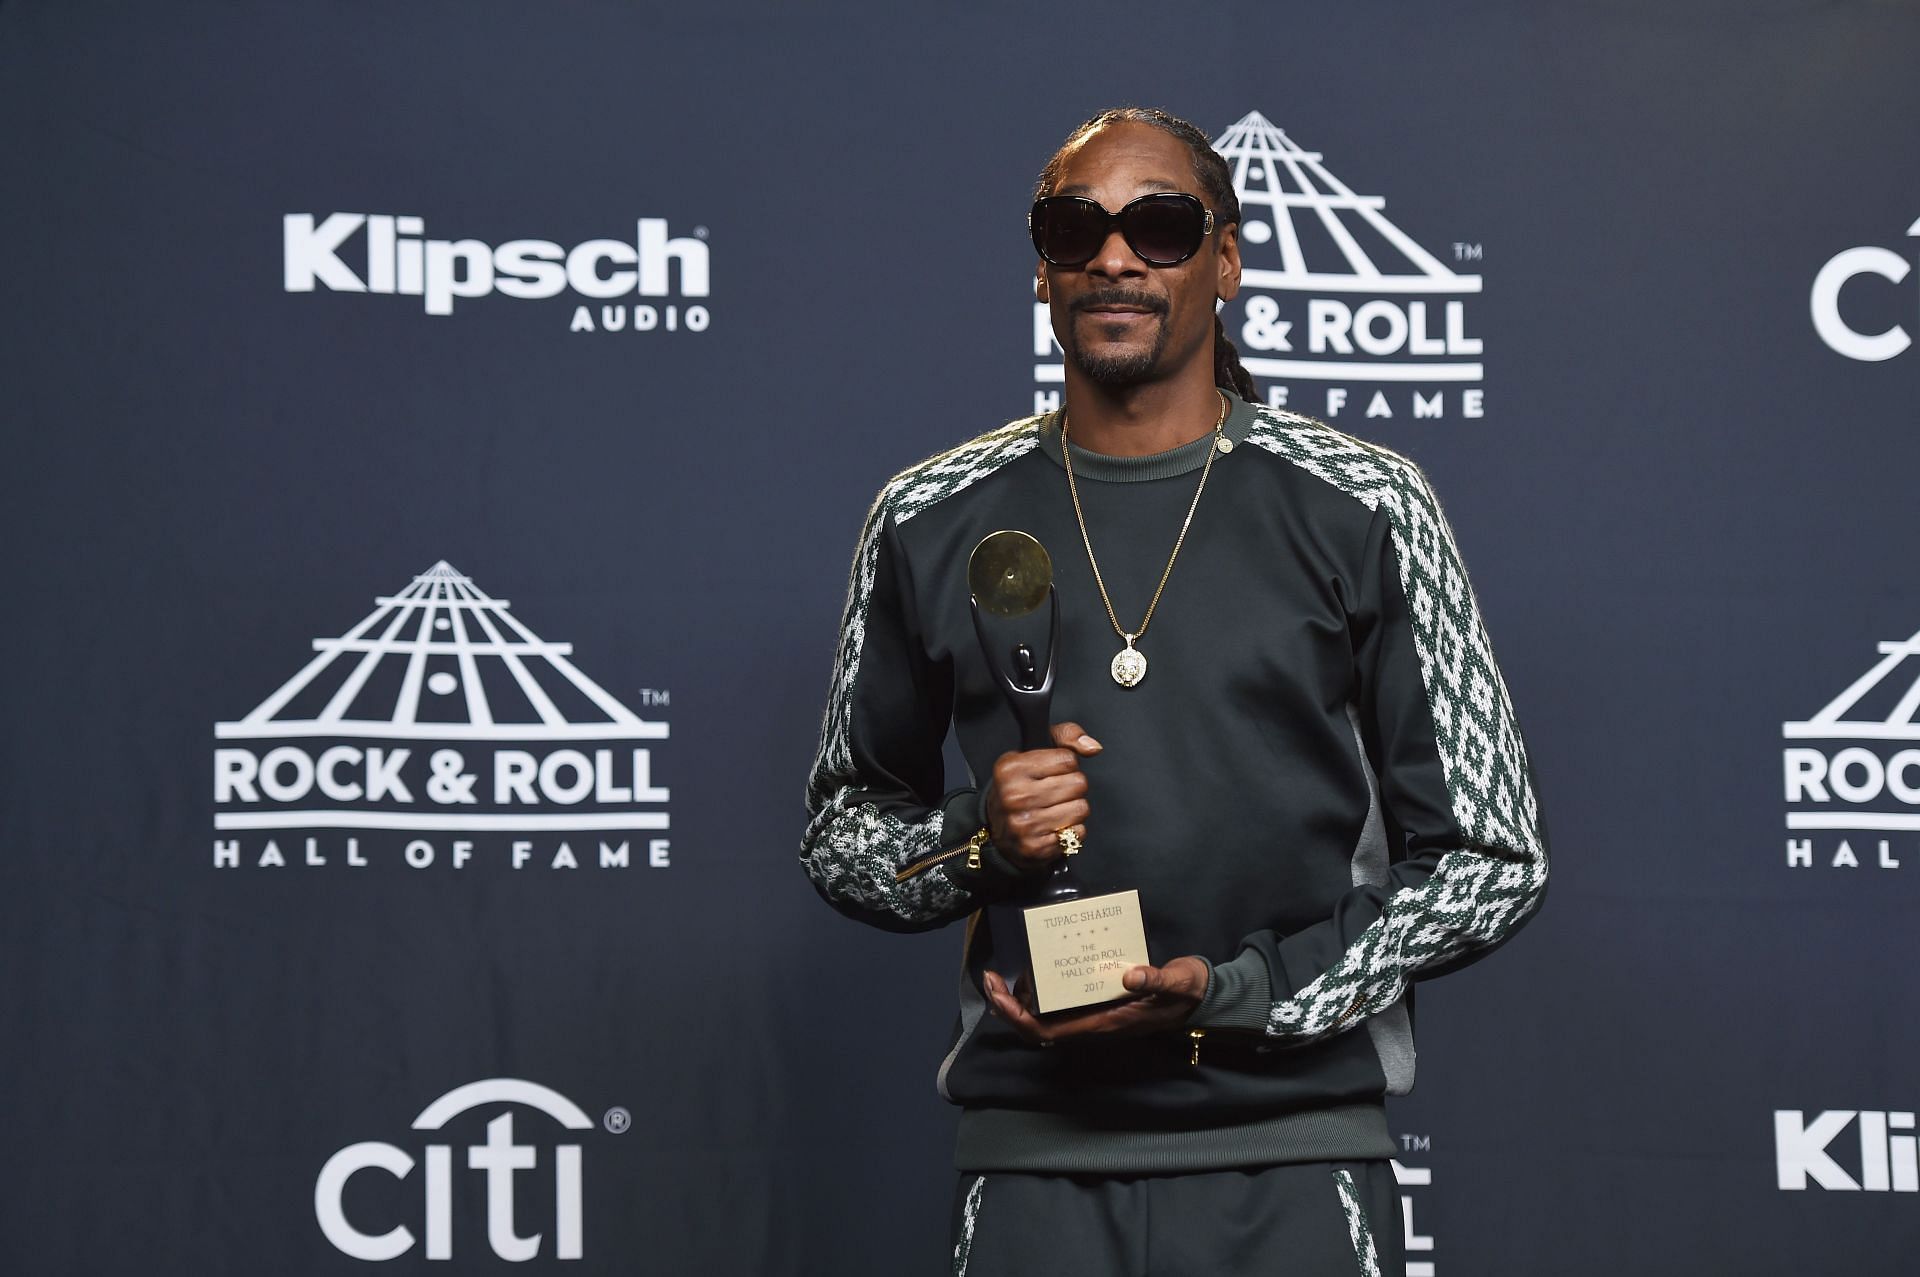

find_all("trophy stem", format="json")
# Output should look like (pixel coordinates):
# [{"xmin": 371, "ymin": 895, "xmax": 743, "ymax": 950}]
[{"xmin": 1035, "ymin": 858, "xmax": 1081, "ymax": 904}]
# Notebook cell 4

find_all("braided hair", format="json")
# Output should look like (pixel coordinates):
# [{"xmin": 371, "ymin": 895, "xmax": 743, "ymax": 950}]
[{"xmin": 1035, "ymin": 107, "xmax": 1259, "ymax": 403}]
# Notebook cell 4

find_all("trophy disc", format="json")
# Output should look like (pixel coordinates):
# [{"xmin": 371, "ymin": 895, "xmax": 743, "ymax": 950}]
[{"xmin": 968, "ymin": 531, "xmax": 1053, "ymax": 617}]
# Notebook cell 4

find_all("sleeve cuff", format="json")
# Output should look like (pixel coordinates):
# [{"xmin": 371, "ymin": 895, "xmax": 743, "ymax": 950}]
[
  {"xmin": 935, "ymin": 787, "xmax": 1044, "ymax": 901},
  {"xmin": 1190, "ymin": 945, "xmax": 1275, "ymax": 1032}
]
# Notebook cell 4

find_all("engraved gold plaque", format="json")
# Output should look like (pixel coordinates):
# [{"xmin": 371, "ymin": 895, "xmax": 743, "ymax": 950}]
[{"xmin": 1022, "ymin": 890, "xmax": 1152, "ymax": 1014}]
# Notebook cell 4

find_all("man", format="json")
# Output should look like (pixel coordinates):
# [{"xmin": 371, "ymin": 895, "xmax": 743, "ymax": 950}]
[{"xmin": 802, "ymin": 107, "xmax": 1547, "ymax": 1276}]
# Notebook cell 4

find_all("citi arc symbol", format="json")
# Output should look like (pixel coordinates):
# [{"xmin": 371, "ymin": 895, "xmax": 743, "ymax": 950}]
[
  {"xmin": 1783, "ymin": 628, "xmax": 1920, "ymax": 834},
  {"xmin": 315, "ymin": 1078, "xmax": 596, "ymax": 1262},
  {"xmin": 213, "ymin": 561, "xmax": 668, "ymax": 836}
]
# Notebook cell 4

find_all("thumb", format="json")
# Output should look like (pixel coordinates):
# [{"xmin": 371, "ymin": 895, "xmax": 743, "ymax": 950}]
[
  {"xmin": 1124, "ymin": 959, "xmax": 1207, "ymax": 998},
  {"xmin": 1051, "ymin": 721, "xmax": 1103, "ymax": 755}
]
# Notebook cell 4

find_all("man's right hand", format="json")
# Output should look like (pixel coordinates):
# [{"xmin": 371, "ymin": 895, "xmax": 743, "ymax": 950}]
[{"xmin": 984, "ymin": 721, "xmax": 1101, "ymax": 870}]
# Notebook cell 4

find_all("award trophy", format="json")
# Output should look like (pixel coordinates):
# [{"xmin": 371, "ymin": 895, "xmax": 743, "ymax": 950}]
[{"xmin": 968, "ymin": 530, "xmax": 1151, "ymax": 1014}]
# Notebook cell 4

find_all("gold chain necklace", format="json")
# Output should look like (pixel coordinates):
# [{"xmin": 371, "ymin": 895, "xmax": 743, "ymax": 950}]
[{"xmin": 1061, "ymin": 390, "xmax": 1230, "ymax": 688}]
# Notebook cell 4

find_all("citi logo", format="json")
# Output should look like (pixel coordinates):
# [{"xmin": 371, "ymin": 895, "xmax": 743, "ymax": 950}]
[
  {"xmin": 1781, "ymin": 627, "xmax": 1920, "ymax": 870},
  {"xmin": 283, "ymin": 212, "xmax": 711, "ymax": 328},
  {"xmin": 1775, "ymin": 1109, "xmax": 1918, "ymax": 1192},
  {"xmin": 316, "ymin": 1078, "xmax": 598, "ymax": 1261},
  {"xmin": 1811, "ymin": 218, "xmax": 1919, "ymax": 361}
]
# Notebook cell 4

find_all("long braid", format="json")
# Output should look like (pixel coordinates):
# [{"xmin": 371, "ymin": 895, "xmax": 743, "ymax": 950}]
[
  {"xmin": 1213, "ymin": 313, "xmax": 1258, "ymax": 403},
  {"xmin": 1036, "ymin": 106, "xmax": 1260, "ymax": 403}
]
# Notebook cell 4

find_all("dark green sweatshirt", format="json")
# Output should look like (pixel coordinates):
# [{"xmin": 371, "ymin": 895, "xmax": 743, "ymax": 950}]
[{"xmin": 802, "ymin": 395, "xmax": 1548, "ymax": 1172}]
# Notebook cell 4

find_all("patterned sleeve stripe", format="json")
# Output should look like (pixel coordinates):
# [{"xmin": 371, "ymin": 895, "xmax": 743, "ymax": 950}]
[
  {"xmin": 800, "ymin": 419, "xmax": 1042, "ymax": 920},
  {"xmin": 808, "ymin": 416, "xmax": 1042, "ymax": 799},
  {"xmin": 1241, "ymin": 407, "xmax": 1547, "ymax": 1041},
  {"xmin": 1240, "ymin": 407, "xmax": 1542, "ymax": 858}
]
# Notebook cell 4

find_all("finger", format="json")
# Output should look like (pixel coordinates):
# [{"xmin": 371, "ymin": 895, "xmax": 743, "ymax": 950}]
[
  {"xmin": 1122, "ymin": 959, "xmax": 1207, "ymax": 1001},
  {"xmin": 1050, "ymin": 722, "xmax": 1104, "ymax": 755},
  {"xmin": 1010, "ymin": 972, "xmax": 1038, "ymax": 1015},
  {"xmin": 1024, "ymin": 996, "xmax": 1184, "ymax": 1040},
  {"xmin": 1006, "ymin": 800, "xmax": 1089, "ymax": 845},
  {"xmin": 999, "ymin": 808, "xmax": 1091, "ymax": 866},
  {"xmin": 996, "ymin": 771, "xmax": 1087, "ymax": 816},
  {"xmin": 983, "ymin": 973, "xmax": 1051, "ymax": 1043},
  {"xmin": 1010, "ymin": 747, "xmax": 1089, "ymax": 779}
]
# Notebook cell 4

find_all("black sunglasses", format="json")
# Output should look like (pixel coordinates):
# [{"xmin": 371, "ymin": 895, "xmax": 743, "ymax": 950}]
[{"xmin": 1028, "ymin": 192, "xmax": 1217, "ymax": 267}]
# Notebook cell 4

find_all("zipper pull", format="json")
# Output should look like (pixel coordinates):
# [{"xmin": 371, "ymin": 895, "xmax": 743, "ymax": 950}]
[
  {"xmin": 1187, "ymin": 1028, "xmax": 1206, "ymax": 1067},
  {"xmin": 965, "ymin": 827, "xmax": 990, "ymax": 872}
]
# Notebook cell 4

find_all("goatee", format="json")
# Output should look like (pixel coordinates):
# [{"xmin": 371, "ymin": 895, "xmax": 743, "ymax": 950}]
[{"xmin": 1065, "ymin": 288, "xmax": 1171, "ymax": 387}]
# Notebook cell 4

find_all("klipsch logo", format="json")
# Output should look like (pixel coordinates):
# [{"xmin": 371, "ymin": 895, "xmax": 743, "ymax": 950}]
[
  {"xmin": 316, "ymin": 1078, "xmax": 604, "ymax": 1261},
  {"xmin": 283, "ymin": 212, "xmax": 710, "ymax": 333},
  {"xmin": 1781, "ymin": 628, "xmax": 1920, "ymax": 871},
  {"xmin": 212, "ymin": 561, "xmax": 670, "ymax": 873},
  {"xmin": 1811, "ymin": 218, "xmax": 1919, "ymax": 361},
  {"xmin": 1032, "ymin": 111, "xmax": 1485, "ymax": 422},
  {"xmin": 1776, "ymin": 1109, "xmax": 1918, "ymax": 1192},
  {"xmin": 1394, "ymin": 1141, "xmax": 1438, "ymax": 1277}
]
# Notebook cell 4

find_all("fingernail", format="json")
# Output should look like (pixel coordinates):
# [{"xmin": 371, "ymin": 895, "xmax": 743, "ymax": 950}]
[{"xmin": 1078, "ymin": 734, "xmax": 1101, "ymax": 751}]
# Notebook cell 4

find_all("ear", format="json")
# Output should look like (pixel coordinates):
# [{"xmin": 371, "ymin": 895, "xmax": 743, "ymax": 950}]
[
  {"xmin": 1215, "ymin": 222, "xmax": 1241, "ymax": 304},
  {"xmin": 1034, "ymin": 265, "xmax": 1050, "ymax": 304}
]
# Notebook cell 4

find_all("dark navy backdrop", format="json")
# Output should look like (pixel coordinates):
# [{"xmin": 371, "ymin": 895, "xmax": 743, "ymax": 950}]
[{"xmin": 4, "ymin": 2, "xmax": 1918, "ymax": 1272}]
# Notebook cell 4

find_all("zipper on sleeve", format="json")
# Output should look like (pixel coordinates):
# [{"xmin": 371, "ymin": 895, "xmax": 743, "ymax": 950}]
[{"xmin": 895, "ymin": 828, "xmax": 990, "ymax": 882}]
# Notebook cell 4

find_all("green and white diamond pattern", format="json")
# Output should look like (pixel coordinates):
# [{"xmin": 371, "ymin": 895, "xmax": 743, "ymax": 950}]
[
  {"xmin": 1245, "ymin": 407, "xmax": 1548, "ymax": 1042},
  {"xmin": 802, "ymin": 419, "xmax": 1040, "ymax": 922},
  {"xmin": 1333, "ymin": 1169, "xmax": 1383, "ymax": 1277}
]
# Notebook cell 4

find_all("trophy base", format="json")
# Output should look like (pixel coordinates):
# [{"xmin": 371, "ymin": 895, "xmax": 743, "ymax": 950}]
[{"xmin": 1021, "ymin": 889, "xmax": 1152, "ymax": 1014}]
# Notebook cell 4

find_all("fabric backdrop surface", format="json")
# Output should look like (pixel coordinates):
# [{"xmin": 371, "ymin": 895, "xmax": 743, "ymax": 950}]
[{"xmin": 3, "ymin": 2, "xmax": 1918, "ymax": 1273}]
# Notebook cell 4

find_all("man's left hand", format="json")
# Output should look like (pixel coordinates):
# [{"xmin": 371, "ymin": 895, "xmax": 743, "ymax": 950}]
[{"xmin": 982, "ymin": 957, "xmax": 1210, "ymax": 1044}]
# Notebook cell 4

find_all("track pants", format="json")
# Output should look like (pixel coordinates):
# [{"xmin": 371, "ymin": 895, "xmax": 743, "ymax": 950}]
[{"xmin": 950, "ymin": 1161, "xmax": 1403, "ymax": 1277}]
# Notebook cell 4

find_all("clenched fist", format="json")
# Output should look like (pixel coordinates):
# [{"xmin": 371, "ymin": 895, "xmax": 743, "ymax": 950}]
[{"xmin": 984, "ymin": 720, "xmax": 1102, "ymax": 869}]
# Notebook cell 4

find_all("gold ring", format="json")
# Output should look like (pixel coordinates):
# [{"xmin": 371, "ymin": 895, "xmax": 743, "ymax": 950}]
[{"xmin": 1055, "ymin": 827, "xmax": 1082, "ymax": 856}]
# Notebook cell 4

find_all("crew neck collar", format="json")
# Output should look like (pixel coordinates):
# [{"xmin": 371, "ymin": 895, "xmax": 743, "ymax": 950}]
[{"xmin": 1036, "ymin": 393, "xmax": 1256, "ymax": 483}]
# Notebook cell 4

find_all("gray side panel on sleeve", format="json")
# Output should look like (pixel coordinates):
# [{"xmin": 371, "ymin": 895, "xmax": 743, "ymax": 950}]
[
  {"xmin": 938, "ymin": 915, "xmax": 989, "ymax": 1102},
  {"xmin": 1344, "ymin": 703, "xmax": 1417, "ymax": 1096}
]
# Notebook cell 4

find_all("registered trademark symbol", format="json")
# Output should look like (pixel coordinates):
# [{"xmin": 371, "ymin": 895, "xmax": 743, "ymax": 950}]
[
  {"xmin": 603, "ymin": 1106, "xmax": 632, "ymax": 1134},
  {"xmin": 694, "ymin": 226, "xmax": 709, "ymax": 239}
]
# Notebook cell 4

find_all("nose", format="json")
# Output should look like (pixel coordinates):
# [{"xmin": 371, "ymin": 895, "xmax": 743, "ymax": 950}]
[{"xmin": 1084, "ymin": 224, "xmax": 1147, "ymax": 281}]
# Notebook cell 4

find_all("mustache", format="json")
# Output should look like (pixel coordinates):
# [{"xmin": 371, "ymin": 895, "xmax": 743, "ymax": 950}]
[{"xmin": 1072, "ymin": 289, "xmax": 1168, "ymax": 315}]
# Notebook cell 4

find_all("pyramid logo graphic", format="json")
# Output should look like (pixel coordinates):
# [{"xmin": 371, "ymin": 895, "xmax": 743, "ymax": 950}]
[
  {"xmin": 1032, "ymin": 111, "xmax": 1486, "ymax": 417},
  {"xmin": 1216, "ymin": 111, "xmax": 1481, "ymax": 300},
  {"xmin": 217, "ymin": 560, "xmax": 665, "ymax": 744},
  {"xmin": 1782, "ymin": 630, "xmax": 1920, "ymax": 865},
  {"xmin": 212, "ymin": 562, "xmax": 669, "ymax": 865}
]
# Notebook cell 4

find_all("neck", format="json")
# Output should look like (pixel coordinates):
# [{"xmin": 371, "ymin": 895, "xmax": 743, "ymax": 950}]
[{"xmin": 1060, "ymin": 364, "xmax": 1226, "ymax": 456}]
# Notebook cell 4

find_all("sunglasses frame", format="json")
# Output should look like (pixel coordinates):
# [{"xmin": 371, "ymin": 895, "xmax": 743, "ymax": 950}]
[{"xmin": 1028, "ymin": 192, "xmax": 1217, "ymax": 268}]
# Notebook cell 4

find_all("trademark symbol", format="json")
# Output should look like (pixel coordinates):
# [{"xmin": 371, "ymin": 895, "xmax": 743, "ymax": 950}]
[
  {"xmin": 1451, "ymin": 242, "xmax": 1482, "ymax": 262},
  {"xmin": 694, "ymin": 226, "xmax": 709, "ymax": 239},
  {"xmin": 1400, "ymin": 1132, "xmax": 1431, "ymax": 1152},
  {"xmin": 603, "ymin": 1106, "xmax": 632, "ymax": 1134},
  {"xmin": 639, "ymin": 688, "xmax": 670, "ymax": 708}
]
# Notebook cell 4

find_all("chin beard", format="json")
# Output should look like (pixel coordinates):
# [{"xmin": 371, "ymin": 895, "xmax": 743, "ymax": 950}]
[{"xmin": 1067, "ymin": 327, "xmax": 1171, "ymax": 388}]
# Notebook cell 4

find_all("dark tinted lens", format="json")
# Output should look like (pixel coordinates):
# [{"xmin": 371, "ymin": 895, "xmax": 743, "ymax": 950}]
[
  {"xmin": 1121, "ymin": 195, "xmax": 1206, "ymax": 264},
  {"xmin": 1032, "ymin": 198, "xmax": 1108, "ymax": 266}
]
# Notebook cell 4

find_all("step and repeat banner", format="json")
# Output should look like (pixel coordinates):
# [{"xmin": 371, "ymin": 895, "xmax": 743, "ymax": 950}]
[{"xmin": 4, "ymin": 2, "xmax": 1917, "ymax": 1273}]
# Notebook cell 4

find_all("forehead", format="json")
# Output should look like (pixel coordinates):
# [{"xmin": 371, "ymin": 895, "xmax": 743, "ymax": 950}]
[{"xmin": 1050, "ymin": 122, "xmax": 1199, "ymax": 202}]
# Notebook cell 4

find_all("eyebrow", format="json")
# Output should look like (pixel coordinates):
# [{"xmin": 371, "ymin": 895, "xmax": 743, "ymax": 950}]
[{"xmin": 1054, "ymin": 178, "xmax": 1184, "ymax": 197}]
